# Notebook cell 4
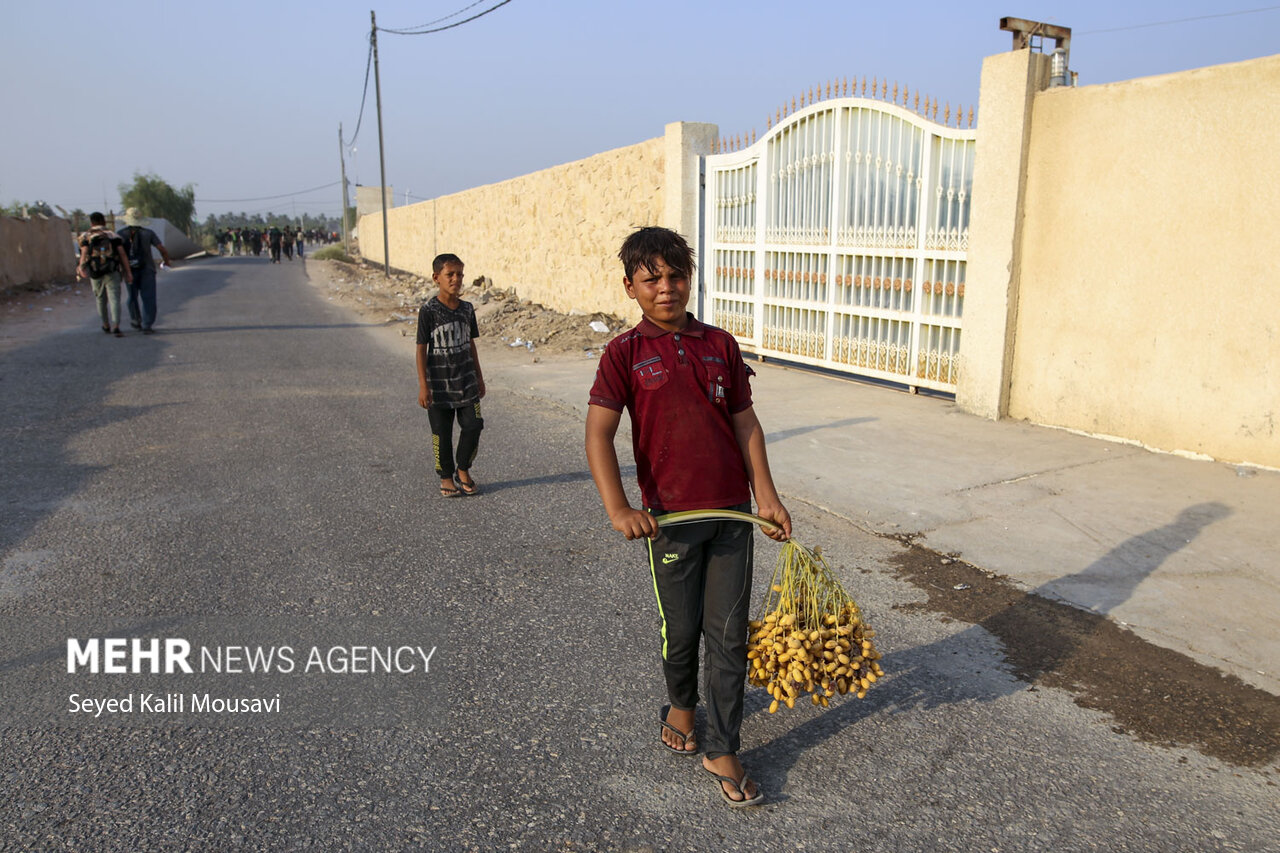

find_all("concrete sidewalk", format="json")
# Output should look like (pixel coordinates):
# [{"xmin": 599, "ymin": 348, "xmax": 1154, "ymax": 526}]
[{"xmin": 481, "ymin": 342, "xmax": 1279, "ymax": 696}]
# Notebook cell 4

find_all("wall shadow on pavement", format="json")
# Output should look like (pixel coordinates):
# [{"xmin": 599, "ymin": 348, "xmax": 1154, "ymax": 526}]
[
  {"xmin": 766, "ymin": 416, "xmax": 876, "ymax": 445},
  {"xmin": 480, "ymin": 466, "xmax": 636, "ymax": 496},
  {"xmin": 0, "ymin": 267, "xmax": 237, "ymax": 577},
  {"xmin": 744, "ymin": 501, "xmax": 1280, "ymax": 785},
  {"xmin": 157, "ymin": 323, "xmax": 378, "ymax": 335}
]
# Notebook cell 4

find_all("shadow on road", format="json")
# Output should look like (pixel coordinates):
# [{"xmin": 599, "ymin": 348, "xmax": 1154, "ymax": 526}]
[
  {"xmin": 744, "ymin": 501, "xmax": 1280, "ymax": 780},
  {"xmin": 480, "ymin": 466, "xmax": 636, "ymax": 495},
  {"xmin": 0, "ymin": 267, "xmax": 237, "ymax": 570},
  {"xmin": 766, "ymin": 416, "xmax": 877, "ymax": 444}
]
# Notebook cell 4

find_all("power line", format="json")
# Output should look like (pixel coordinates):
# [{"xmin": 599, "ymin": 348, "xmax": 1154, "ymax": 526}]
[
  {"xmin": 347, "ymin": 34, "xmax": 374, "ymax": 149},
  {"xmin": 199, "ymin": 181, "xmax": 341, "ymax": 203},
  {"xmin": 1079, "ymin": 4, "xmax": 1280, "ymax": 34},
  {"xmin": 377, "ymin": 0, "xmax": 515, "ymax": 35},
  {"xmin": 392, "ymin": 0, "xmax": 492, "ymax": 32}
]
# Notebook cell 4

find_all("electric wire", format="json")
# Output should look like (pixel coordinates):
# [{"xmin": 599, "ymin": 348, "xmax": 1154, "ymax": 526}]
[
  {"xmin": 346, "ymin": 33, "xmax": 375, "ymax": 149},
  {"xmin": 1079, "ymin": 4, "xmax": 1280, "ymax": 34},
  {"xmin": 377, "ymin": 0, "xmax": 515, "ymax": 35},
  {"xmin": 199, "ymin": 182, "xmax": 341, "ymax": 204},
  {"xmin": 391, "ymin": 0, "xmax": 492, "ymax": 33}
]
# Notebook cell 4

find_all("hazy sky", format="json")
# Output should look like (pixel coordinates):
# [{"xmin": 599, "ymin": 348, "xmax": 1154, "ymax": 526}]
[{"xmin": 2, "ymin": 1, "xmax": 1277, "ymax": 221}]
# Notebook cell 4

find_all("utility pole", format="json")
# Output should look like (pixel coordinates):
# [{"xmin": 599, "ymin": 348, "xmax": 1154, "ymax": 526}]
[
  {"xmin": 339, "ymin": 123, "xmax": 352, "ymax": 253},
  {"xmin": 372, "ymin": 10, "xmax": 390, "ymax": 277}
]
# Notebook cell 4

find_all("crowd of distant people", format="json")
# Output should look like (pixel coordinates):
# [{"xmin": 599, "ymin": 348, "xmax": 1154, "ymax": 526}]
[{"xmin": 214, "ymin": 227, "xmax": 340, "ymax": 263}]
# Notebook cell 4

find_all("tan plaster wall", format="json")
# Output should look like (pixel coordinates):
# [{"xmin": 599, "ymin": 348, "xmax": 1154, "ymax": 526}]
[
  {"xmin": 1009, "ymin": 54, "xmax": 1280, "ymax": 467},
  {"xmin": 957, "ymin": 50, "xmax": 1049, "ymax": 418},
  {"xmin": 0, "ymin": 215, "xmax": 76, "ymax": 289},
  {"xmin": 359, "ymin": 136, "xmax": 669, "ymax": 324}
]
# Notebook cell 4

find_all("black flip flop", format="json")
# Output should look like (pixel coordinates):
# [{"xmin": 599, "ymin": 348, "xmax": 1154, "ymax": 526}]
[
  {"xmin": 659, "ymin": 704, "xmax": 698, "ymax": 755},
  {"xmin": 703, "ymin": 765, "xmax": 764, "ymax": 807},
  {"xmin": 455, "ymin": 474, "xmax": 480, "ymax": 496}
]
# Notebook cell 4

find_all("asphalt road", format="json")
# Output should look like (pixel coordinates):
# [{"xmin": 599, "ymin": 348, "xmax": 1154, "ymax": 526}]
[{"xmin": 1, "ymin": 257, "xmax": 1276, "ymax": 851}]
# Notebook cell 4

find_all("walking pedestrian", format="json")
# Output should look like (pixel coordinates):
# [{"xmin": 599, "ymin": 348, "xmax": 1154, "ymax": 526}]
[
  {"xmin": 585, "ymin": 226, "xmax": 791, "ymax": 808},
  {"xmin": 415, "ymin": 253, "xmax": 486, "ymax": 498},
  {"xmin": 117, "ymin": 208, "xmax": 173, "ymax": 334},
  {"xmin": 268, "ymin": 225, "xmax": 282, "ymax": 263},
  {"xmin": 76, "ymin": 212, "xmax": 133, "ymax": 337}
]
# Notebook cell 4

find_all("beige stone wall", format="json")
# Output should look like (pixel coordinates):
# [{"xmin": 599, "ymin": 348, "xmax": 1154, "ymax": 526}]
[
  {"xmin": 361, "ymin": 138, "xmax": 662, "ymax": 323},
  {"xmin": 1005, "ymin": 54, "xmax": 1280, "ymax": 467},
  {"xmin": 0, "ymin": 215, "xmax": 76, "ymax": 289},
  {"xmin": 359, "ymin": 122, "xmax": 717, "ymax": 324}
]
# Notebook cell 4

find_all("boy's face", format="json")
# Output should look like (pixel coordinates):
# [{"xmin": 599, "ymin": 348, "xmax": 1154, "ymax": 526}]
[
  {"xmin": 624, "ymin": 257, "xmax": 689, "ymax": 332},
  {"xmin": 433, "ymin": 262, "xmax": 465, "ymax": 300}
]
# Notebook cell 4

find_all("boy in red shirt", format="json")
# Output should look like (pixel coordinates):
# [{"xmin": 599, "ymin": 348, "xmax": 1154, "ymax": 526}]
[{"xmin": 586, "ymin": 227, "xmax": 791, "ymax": 807}]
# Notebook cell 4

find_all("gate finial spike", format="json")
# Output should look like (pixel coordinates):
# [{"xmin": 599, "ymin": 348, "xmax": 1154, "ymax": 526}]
[
  {"xmin": 861, "ymin": 76, "xmax": 867, "ymax": 97},
  {"xmin": 893, "ymin": 82, "xmax": 899, "ymax": 103},
  {"xmin": 945, "ymin": 103, "xmax": 951, "ymax": 125},
  {"xmin": 914, "ymin": 91, "xmax": 920, "ymax": 112},
  {"xmin": 826, "ymin": 80, "xmax": 832, "ymax": 99},
  {"xmin": 968, "ymin": 106, "xmax": 974, "ymax": 127},
  {"xmin": 871, "ymin": 77, "xmax": 877, "ymax": 98},
  {"xmin": 791, "ymin": 95, "xmax": 797, "ymax": 113},
  {"xmin": 842, "ymin": 77, "xmax": 848, "ymax": 97}
]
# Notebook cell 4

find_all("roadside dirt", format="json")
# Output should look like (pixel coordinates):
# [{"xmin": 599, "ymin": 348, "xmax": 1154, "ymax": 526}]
[
  {"xmin": 306, "ymin": 257, "xmax": 626, "ymax": 357},
  {"xmin": 1, "ymin": 279, "xmax": 103, "ymax": 352}
]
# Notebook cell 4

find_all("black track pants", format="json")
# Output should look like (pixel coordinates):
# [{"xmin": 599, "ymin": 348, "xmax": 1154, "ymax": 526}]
[
  {"xmin": 647, "ymin": 502, "xmax": 754, "ymax": 759},
  {"xmin": 427, "ymin": 401, "xmax": 483, "ymax": 479}
]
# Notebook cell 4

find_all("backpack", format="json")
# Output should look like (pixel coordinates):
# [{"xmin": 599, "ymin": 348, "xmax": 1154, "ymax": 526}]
[{"xmin": 84, "ymin": 232, "xmax": 118, "ymax": 278}]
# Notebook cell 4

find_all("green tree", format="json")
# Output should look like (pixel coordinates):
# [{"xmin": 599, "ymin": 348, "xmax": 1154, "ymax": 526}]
[{"xmin": 118, "ymin": 172, "xmax": 196, "ymax": 235}]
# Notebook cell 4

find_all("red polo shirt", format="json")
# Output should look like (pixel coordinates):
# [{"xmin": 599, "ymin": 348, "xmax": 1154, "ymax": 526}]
[{"xmin": 589, "ymin": 315, "xmax": 755, "ymax": 511}]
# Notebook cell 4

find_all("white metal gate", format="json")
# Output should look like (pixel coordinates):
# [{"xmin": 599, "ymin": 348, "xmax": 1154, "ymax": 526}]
[{"xmin": 700, "ymin": 97, "xmax": 975, "ymax": 393}]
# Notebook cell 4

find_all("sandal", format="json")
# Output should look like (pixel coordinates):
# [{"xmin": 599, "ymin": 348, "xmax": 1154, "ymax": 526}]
[
  {"xmin": 659, "ymin": 704, "xmax": 698, "ymax": 755},
  {"xmin": 439, "ymin": 483, "xmax": 462, "ymax": 498},
  {"xmin": 703, "ymin": 764, "xmax": 764, "ymax": 808},
  {"xmin": 455, "ymin": 474, "xmax": 481, "ymax": 496}
]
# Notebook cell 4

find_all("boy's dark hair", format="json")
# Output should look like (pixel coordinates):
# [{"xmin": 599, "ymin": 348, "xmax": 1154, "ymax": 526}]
[
  {"xmin": 618, "ymin": 227, "xmax": 695, "ymax": 281},
  {"xmin": 89, "ymin": 211, "xmax": 106, "ymax": 226},
  {"xmin": 432, "ymin": 253, "xmax": 463, "ymax": 274}
]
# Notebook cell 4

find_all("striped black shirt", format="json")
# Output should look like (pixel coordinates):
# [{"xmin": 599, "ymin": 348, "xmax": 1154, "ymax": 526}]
[{"xmin": 415, "ymin": 297, "xmax": 481, "ymax": 407}]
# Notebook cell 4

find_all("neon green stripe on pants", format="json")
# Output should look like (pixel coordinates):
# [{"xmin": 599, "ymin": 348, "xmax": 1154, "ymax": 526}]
[{"xmin": 645, "ymin": 534, "xmax": 670, "ymax": 660}]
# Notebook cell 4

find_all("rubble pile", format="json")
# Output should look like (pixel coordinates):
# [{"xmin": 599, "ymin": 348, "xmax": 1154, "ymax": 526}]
[{"xmin": 315, "ymin": 259, "xmax": 625, "ymax": 355}]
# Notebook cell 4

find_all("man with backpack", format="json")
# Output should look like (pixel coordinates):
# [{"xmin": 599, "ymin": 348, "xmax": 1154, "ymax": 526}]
[
  {"xmin": 267, "ymin": 225, "xmax": 283, "ymax": 263},
  {"xmin": 77, "ymin": 212, "xmax": 133, "ymax": 337},
  {"xmin": 117, "ymin": 207, "xmax": 174, "ymax": 334}
]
